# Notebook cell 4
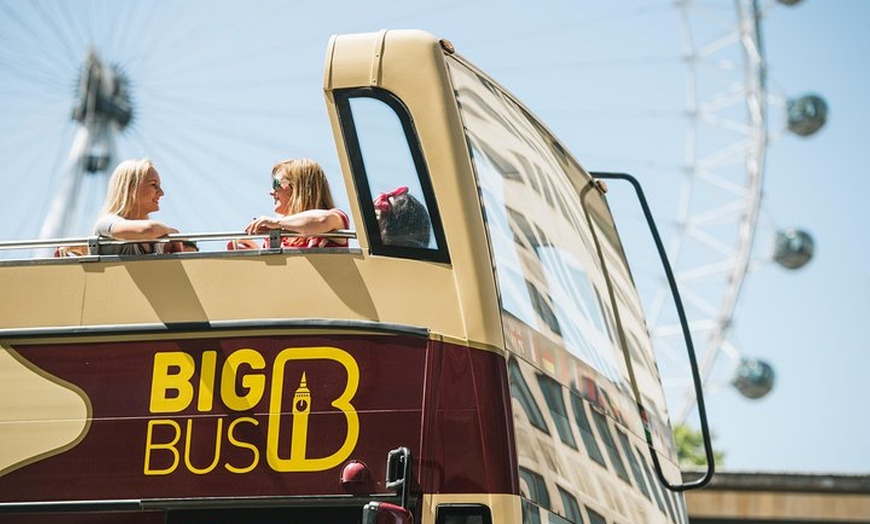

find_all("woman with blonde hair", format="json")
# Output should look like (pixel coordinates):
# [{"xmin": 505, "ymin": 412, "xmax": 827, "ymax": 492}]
[
  {"xmin": 93, "ymin": 158, "xmax": 183, "ymax": 254},
  {"xmin": 239, "ymin": 158, "xmax": 349, "ymax": 248}
]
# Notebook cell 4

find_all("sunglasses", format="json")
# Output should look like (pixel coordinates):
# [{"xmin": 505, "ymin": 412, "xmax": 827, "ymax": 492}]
[{"xmin": 272, "ymin": 178, "xmax": 286, "ymax": 191}]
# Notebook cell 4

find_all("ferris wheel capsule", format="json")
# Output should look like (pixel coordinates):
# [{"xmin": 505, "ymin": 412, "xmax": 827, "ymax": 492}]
[
  {"xmin": 732, "ymin": 358, "xmax": 775, "ymax": 400},
  {"xmin": 776, "ymin": 0, "xmax": 804, "ymax": 6},
  {"xmin": 787, "ymin": 94, "xmax": 828, "ymax": 137},
  {"xmin": 773, "ymin": 228, "xmax": 815, "ymax": 270}
]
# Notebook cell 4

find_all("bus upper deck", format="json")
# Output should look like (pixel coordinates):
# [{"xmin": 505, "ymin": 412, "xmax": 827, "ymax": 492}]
[{"xmin": 0, "ymin": 29, "xmax": 708, "ymax": 524}]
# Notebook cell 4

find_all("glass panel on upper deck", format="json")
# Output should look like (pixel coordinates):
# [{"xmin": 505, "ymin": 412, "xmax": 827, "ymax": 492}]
[
  {"xmin": 445, "ymin": 57, "xmax": 629, "ymax": 387},
  {"xmin": 333, "ymin": 89, "xmax": 449, "ymax": 263},
  {"xmin": 446, "ymin": 53, "xmax": 677, "ymax": 469}
]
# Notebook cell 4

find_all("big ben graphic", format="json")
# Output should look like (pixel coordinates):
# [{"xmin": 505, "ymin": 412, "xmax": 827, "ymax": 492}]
[{"xmin": 290, "ymin": 372, "xmax": 311, "ymax": 462}]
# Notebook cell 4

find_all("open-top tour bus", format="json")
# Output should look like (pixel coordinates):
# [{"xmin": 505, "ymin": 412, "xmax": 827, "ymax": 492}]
[{"xmin": 0, "ymin": 29, "xmax": 712, "ymax": 524}]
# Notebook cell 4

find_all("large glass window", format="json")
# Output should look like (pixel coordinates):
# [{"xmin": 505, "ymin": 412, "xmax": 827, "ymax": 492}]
[
  {"xmin": 334, "ymin": 88, "xmax": 448, "ymax": 262},
  {"xmin": 446, "ymin": 56, "xmax": 627, "ymax": 387}
]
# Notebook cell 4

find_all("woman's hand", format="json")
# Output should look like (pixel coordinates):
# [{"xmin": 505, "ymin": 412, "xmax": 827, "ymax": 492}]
[
  {"xmin": 245, "ymin": 215, "xmax": 280, "ymax": 235},
  {"xmin": 243, "ymin": 210, "xmax": 344, "ymax": 236}
]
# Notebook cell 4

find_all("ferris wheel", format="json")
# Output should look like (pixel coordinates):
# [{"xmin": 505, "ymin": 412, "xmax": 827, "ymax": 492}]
[
  {"xmin": 0, "ymin": 0, "xmax": 826, "ymax": 423},
  {"xmin": 643, "ymin": 0, "xmax": 825, "ymax": 425},
  {"xmin": 0, "ymin": 1, "xmax": 341, "ymax": 247}
]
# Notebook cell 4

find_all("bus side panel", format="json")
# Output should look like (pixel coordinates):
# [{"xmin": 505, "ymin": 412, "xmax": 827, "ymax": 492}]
[
  {"xmin": 420, "ymin": 341, "xmax": 517, "ymax": 495},
  {"xmin": 0, "ymin": 334, "xmax": 428, "ymax": 502}
]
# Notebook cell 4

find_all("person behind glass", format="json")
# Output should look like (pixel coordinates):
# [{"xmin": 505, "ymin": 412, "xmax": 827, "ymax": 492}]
[
  {"xmin": 93, "ymin": 158, "xmax": 187, "ymax": 254},
  {"xmin": 374, "ymin": 186, "xmax": 431, "ymax": 247},
  {"xmin": 235, "ymin": 158, "xmax": 349, "ymax": 249}
]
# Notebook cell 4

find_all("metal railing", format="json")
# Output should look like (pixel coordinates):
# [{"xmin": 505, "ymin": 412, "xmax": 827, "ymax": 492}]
[{"xmin": 0, "ymin": 229, "xmax": 357, "ymax": 259}]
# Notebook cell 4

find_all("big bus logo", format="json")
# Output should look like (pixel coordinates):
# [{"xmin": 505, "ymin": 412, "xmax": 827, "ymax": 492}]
[{"xmin": 144, "ymin": 346, "xmax": 359, "ymax": 476}]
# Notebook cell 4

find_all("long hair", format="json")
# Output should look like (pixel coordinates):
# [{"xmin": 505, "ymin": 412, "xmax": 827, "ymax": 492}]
[
  {"xmin": 377, "ymin": 189, "xmax": 431, "ymax": 247},
  {"xmin": 273, "ymin": 158, "xmax": 334, "ymax": 215},
  {"xmin": 99, "ymin": 158, "xmax": 155, "ymax": 218}
]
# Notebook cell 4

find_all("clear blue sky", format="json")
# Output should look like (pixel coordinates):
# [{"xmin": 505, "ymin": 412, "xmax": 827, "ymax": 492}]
[{"xmin": 1, "ymin": 0, "xmax": 867, "ymax": 474}]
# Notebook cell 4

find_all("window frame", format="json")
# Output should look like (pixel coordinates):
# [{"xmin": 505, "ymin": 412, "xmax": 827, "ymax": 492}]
[
  {"xmin": 536, "ymin": 373, "xmax": 578, "ymax": 449},
  {"xmin": 508, "ymin": 358, "xmax": 550, "ymax": 434},
  {"xmin": 435, "ymin": 504, "xmax": 493, "ymax": 524},
  {"xmin": 333, "ymin": 87, "xmax": 450, "ymax": 263},
  {"xmin": 590, "ymin": 409, "xmax": 631, "ymax": 484},
  {"xmin": 556, "ymin": 485, "xmax": 585, "ymax": 524},
  {"xmin": 569, "ymin": 391, "xmax": 607, "ymax": 467}
]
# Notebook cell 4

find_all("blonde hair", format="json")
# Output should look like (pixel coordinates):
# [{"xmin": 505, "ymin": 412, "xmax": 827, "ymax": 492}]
[
  {"xmin": 273, "ymin": 158, "xmax": 334, "ymax": 215},
  {"xmin": 100, "ymin": 158, "xmax": 155, "ymax": 218}
]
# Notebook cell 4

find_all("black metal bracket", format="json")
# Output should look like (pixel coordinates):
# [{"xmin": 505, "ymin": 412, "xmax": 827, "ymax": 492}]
[
  {"xmin": 385, "ymin": 446, "xmax": 412, "ymax": 509},
  {"xmin": 591, "ymin": 171, "xmax": 714, "ymax": 491}
]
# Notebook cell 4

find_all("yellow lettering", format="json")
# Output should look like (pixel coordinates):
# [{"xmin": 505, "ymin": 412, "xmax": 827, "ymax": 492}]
[
  {"xmin": 225, "ymin": 417, "xmax": 260, "ymax": 474},
  {"xmin": 145, "ymin": 346, "xmax": 362, "ymax": 477},
  {"xmin": 144, "ymin": 419, "xmax": 181, "ymax": 475},
  {"xmin": 266, "ymin": 347, "xmax": 359, "ymax": 472},
  {"xmin": 184, "ymin": 418, "xmax": 222, "ymax": 475},
  {"xmin": 197, "ymin": 350, "xmax": 217, "ymax": 412},
  {"xmin": 150, "ymin": 352, "xmax": 195, "ymax": 413},
  {"xmin": 221, "ymin": 349, "xmax": 266, "ymax": 411}
]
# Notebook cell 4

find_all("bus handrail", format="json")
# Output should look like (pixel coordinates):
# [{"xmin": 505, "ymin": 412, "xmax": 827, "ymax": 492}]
[
  {"xmin": 0, "ymin": 229, "xmax": 357, "ymax": 253},
  {"xmin": 591, "ymin": 171, "xmax": 715, "ymax": 491}
]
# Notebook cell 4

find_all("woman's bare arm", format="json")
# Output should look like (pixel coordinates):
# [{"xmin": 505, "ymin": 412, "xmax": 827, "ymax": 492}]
[
  {"xmin": 246, "ymin": 209, "xmax": 344, "ymax": 236},
  {"xmin": 109, "ymin": 219, "xmax": 179, "ymax": 240}
]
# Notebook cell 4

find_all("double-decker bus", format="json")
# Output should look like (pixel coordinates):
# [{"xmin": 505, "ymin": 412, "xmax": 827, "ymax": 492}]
[{"xmin": 0, "ymin": 29, "xmax": 711, "ymax": 524}]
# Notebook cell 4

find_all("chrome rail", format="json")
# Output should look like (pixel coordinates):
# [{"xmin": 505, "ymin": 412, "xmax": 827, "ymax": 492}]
[{"xmin": 0, "ymin": 229, "xmax": 357, "ymax": 257}]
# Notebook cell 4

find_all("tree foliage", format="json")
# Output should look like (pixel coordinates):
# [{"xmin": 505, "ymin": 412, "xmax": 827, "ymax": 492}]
[{"xmin": 673, "ymin": 423, "xmax": 725, "ymax": 467}]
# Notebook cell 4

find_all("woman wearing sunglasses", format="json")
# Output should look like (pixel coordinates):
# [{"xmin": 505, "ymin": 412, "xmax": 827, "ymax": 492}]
[{"xmin": 235, "ymin": 158, "xmax": 349, "ymax": 249}]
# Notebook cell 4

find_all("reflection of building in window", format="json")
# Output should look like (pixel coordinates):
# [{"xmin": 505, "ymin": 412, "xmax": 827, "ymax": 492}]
[
  {"xmin": 635, "ymin": 444, "xmax": 669, "ymax": 517},
  {"xmin": 585, "ymin": 506, "xmax": 607, "ymax": 524},
  {"xmin": 660, "ymin": 470, "xmax": 679, "ymax": 523},
  {"xmin": 525, "ymin": 280, "xmax": 562, "ymax": 337},
  {"xmin": 536, "ymin": 374, "xmax": 577, "ymax": 449},
  {"xmin": 519, "ymin": 466, "xmax": 551, "ymax": 524},
  {"xmin": 522, "ymin": 499, "xmax": 541, "ymax": 524},
  {"xmin": 508, "ymin": 359, "xmax": 549, "ymax": 433},
  {"xmin": 513, "ymin": 202, "xmax": 622, "ymax": 382},
  {"xmin": 519, "ymin": 466, "xmax": 551, "ymax": 509},
  {"xmin": 590, "ymin": 410, "xmax": 631, "ymax": 484},
  {"xmin": 457, "ymin": 65, "xmax": 629, "ymax": 384},
  {"xmin": 549, "ymin": 511, "xmax": 574, "ymax": 524},
  {"xmin": 557, "ymin": 485, "xmax": 585, "ymax": 524},
  {"xmin": 569, "ymin": 391, "xmax": 607, "ymax": 467},
  {"xmin": 615, "ymin": 429, "xmax": 651, "ymax": 500},
  {"xmin": 674, "ymin": 490, "xmax": 688, "ymax": 524}
]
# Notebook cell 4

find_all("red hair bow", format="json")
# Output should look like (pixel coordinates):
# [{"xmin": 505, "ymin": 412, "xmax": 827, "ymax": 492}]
[{"xmin": 374, "ymin": 186, "xmax": 409, "ymax": 212}]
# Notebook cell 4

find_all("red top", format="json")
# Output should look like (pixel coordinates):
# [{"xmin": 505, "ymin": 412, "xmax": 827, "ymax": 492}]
[{"xmin": 280, "ymin": 208, "xmax": 350, "ymax": 248}]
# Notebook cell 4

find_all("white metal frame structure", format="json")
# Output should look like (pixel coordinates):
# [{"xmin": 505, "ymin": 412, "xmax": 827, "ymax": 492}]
[
  {"xmin": 650, "ymin": 0, "xmax": 770, "ymax": 423},
  {"xmin": 38, "ymin": 50, "xmax": 131, "ymax": 240}
]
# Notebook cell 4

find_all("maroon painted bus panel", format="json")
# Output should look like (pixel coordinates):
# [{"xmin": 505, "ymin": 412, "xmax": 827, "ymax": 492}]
[{"xmin": 1, "ymin": 334, "xmax": 517, "ymax": 505}]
